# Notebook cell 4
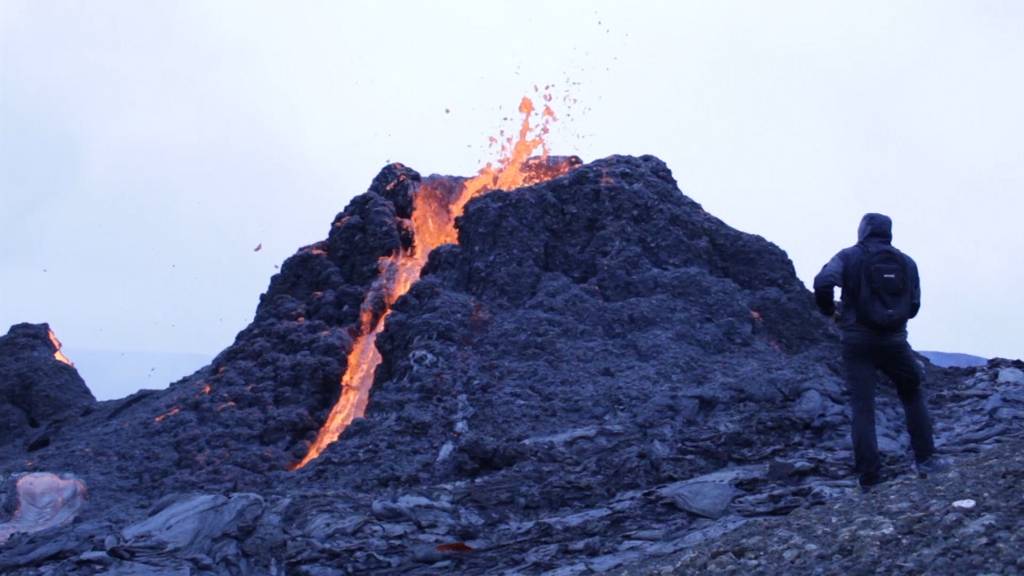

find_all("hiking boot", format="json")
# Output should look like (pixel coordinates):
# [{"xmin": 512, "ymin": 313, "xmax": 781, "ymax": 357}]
[
  {"xmin": 916, "ymin": 456, "xmax": 952, "ymax": 478},
  {"xmin": 859, "ymin": 471, "xmax": 883, "ymax": 492}
]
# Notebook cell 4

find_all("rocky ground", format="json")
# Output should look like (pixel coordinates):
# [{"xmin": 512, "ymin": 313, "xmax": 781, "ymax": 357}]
[
  {"xmin": 0, "ymin": 155, "xmax": 1020, "ymax": 575},
  {"xmin": 644, "ymin": 433, "xmax": 1024, "ymax": 575},
  {"xmin": 636, "ymin": 364, "xmax": 1024, "ymax": 575}
]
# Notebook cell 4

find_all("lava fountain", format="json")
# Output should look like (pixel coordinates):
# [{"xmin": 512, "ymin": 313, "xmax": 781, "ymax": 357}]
[{"xmin": 291, "ymin": 96, "xmax": 577, "ymax": 469}]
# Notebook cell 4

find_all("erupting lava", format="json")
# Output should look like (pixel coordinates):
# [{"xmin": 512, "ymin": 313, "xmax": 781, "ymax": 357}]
[
  {"xmin": 47, "ymin": 329, "xmax": 74, "ymax": 367},
  {"xmin": 291, "ymin": 96, "xmax": 577, "ymax": 469}
]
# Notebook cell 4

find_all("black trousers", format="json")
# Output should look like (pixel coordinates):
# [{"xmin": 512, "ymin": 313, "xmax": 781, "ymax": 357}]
[{"xmin": 842, "ymin": 339, "xmax": 935, "ymax": 477}]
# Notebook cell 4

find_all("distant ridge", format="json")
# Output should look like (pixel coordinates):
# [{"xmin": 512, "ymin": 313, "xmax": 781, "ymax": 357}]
[{"xmin": 920, "ymin": 350, "xmax": 988, "ymax": 368}]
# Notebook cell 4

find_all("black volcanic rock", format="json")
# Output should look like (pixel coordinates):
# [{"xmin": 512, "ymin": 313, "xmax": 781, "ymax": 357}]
[
  {"xmin": 644, "ymin": 359, "xmax": 1024, "ymax": 576},
  {"xmin": 2, "ymin": 156, "xmax": 1021, "ymax": 575},
  {"xmin": 308, "ymin": 155, "xmax": 839, "ymax": 490},
  {"xmin": 0, "ymin": 324, "xmax": 94, "ymax": 451},
  {"xmin": 0, "ymin": 164, "xmax": 424, "ymax": 505}
]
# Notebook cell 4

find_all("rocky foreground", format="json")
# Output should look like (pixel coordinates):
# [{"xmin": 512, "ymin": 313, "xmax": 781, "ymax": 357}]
[
  {"xmin": 629, "ymin": 360, "xmax": 1024, "ymax": 576},
  {"xmin": 1, "ymin": 155, "xmax": 1021, "ymax": 575}
]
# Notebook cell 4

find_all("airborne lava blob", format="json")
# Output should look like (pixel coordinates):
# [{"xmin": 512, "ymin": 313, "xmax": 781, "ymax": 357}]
[{"xmin": 292, "ymin": 97, "xmax": 577, "ymax": 469}]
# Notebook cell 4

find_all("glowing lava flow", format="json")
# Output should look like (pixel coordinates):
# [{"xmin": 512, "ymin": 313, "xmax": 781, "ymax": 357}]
[
  {"xmin": 47, "ymin": 329, "xmax": 74, "ymax": 367},
  {"xmin": 291, "ymin": 97, "xmax": 575, "ymax": 469}
]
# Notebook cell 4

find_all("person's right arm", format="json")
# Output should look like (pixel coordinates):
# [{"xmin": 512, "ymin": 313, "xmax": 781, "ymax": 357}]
[{"xmin": 813, "ymin": 252, "xmax": 844, "ymax": 316}]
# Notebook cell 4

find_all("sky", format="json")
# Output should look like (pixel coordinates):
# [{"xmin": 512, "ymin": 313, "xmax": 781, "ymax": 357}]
[{"xmin": 2, "ymin": 1, "xmax": 1022, "ymax": 399}]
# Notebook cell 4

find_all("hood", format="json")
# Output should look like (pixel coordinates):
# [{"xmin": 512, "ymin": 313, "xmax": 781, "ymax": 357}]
[{"xmin": 857, "ymin": 213, "xmax": 893, "ymax": 244}]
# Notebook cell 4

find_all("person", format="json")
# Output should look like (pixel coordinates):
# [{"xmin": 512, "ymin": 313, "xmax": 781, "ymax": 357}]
[{"xmin": 813, "ymin": 213, "xmax": 948, "ymax": 489}]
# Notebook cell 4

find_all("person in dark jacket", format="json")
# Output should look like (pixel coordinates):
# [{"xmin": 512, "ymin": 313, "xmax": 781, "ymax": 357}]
[{"xmin": 813, "ymin": 213, "xmax": 947, "ymax": 488}]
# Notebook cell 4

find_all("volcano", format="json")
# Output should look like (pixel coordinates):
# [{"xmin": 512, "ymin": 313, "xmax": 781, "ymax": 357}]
[{"xmin": 2, "ymin": 111, "xmax": 1023, "ymax": 574}]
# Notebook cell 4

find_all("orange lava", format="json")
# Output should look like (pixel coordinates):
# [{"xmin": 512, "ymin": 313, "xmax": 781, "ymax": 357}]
[
  {"xmin": 154, "ymin": 406, "xmax": 181, "ymax": 423},
  {"xmin": 46, "ymin": 329, "xmax": 74, "ymax": 367},
  {"xmin": 291, "ymin": 95, "xmax": 576, "ymax": 469}
]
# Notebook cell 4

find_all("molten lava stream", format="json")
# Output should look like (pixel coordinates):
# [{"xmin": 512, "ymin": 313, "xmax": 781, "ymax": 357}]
[{"xmin": 292, "ymin": 96, "xmax": 573, "ymax": 469}]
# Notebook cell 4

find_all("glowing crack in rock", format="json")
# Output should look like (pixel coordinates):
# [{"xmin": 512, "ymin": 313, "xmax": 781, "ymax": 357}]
[
  {"xmin": 154, "ymin": 406, "xmax": 182, "ymax": 423},
  {"xmin": 292, "ymin": 96, "xmax": 577, "ymax": 469}
]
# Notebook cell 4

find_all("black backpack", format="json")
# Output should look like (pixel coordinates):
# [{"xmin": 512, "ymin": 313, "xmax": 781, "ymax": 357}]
[{"xmin": 855, "ymin": 244, "xmax": 915, "ymax": 331}]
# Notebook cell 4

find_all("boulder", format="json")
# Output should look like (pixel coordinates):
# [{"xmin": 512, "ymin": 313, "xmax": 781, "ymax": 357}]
[
  {"xmin": 658, "ymin": 480, "xmax": 739, "ymax": 519},
  {"xmin": 0, "ymin": 472, "xmax": 88, "ymax": 545},
  {"xmin": 997, "ymin": 367, "xmax": 1023, "ymax": 385},
  {"xmin": 0, "ymin": 324, "xmax": 94, "ymax": 449},
  {"xmin": 118, "ymin": 493, "xmax": 265, "ymax": 558}
]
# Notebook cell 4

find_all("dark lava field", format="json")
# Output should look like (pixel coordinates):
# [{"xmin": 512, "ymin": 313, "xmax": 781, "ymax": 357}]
[{"xmin": 2, "ymin": 155, "xmax": 1022, "ymax": 575}]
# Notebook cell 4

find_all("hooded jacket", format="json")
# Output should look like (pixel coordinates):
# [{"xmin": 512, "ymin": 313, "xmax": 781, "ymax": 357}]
[{"xmin": 813, "ymin": 213, "xmax": 921, "ymax": 342}]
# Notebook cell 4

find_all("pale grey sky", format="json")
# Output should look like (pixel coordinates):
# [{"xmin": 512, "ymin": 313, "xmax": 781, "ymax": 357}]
[{"xmin": 2, "ymin": 1, "xmax": 1022, "ymax": 398}]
